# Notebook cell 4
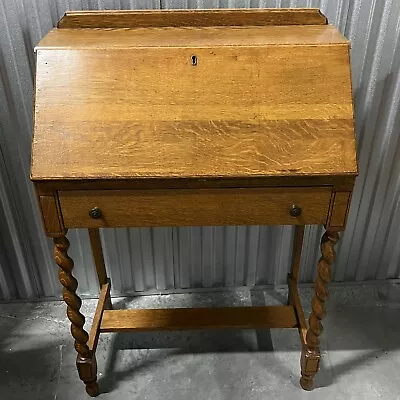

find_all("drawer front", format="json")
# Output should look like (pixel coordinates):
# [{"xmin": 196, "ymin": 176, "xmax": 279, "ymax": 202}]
[{"xmin": 58, "ymin": 188, "xmax": 332, "ymax": 228}]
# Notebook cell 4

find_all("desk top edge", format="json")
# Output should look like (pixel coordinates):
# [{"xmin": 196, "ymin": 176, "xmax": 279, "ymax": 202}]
[
  {"xmin": 36, "ymin": 25, "xmax": 349, "ymax": 50},
  {"xmin": 32, "ymin": 173, "xmax": 358, "ymax": 194}
]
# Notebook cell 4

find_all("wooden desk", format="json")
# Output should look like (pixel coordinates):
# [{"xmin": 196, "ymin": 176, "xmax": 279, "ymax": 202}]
[{"xmin": 31, "ymin": 8, "xmax": 357, "ymax": 397}]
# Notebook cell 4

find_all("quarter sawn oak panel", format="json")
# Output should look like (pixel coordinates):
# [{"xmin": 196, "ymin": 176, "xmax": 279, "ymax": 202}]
[{"xmin": 32, "ymin": 43, "xmax": 356, "ymax": 181}]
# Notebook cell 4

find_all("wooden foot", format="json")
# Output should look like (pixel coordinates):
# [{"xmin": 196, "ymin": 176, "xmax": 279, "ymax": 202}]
[
  {"xmin": 300, "ymin": 345, "xmax": 320, "ymax": 390},
  {"xmin": 300, "ymin": 229, "xmax": 339, "ymax": 390},
  {"xmin": 77, "ymin": 355, "xmax": 100, "ymax": 397},
  {"xmin": 54, "ymin": 235, "xmax": 99, "ymax": 396},
  {"xmin": 86, "ymin": 383, "xmax": 100, "ymax": 398}
]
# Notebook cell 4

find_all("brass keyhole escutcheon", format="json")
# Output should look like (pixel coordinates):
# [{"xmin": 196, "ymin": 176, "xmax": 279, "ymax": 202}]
[{"xmin": 191, "ymin": 55, "xmax": 197, "ymax": 66}]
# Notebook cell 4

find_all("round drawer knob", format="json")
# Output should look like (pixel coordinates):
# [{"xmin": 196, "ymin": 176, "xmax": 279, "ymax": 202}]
[
  {"xmin": 89, "ymin": 207, "xmax": 102, "ymax": 219},
  {"xmin": 289, "ymin": 205, "xmax": 302, "ymax": 217}
]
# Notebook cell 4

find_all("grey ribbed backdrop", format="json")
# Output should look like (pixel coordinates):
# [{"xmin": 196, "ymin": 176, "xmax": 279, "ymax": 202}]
[{"xmin": 1, "ymin": 0, "xmax": 400, "ymax": 300}]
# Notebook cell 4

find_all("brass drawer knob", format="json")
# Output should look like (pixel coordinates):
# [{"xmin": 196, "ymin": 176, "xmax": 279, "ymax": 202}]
[
  {"xmin": 289, "ymin": 205, "xmax": 302, "ymax": 217},
  {"xmin": 89, "ymin": 207, "xmax": 102, "ymax": 219}
]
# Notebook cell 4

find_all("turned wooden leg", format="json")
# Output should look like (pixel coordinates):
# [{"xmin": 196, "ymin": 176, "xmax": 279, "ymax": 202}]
[
  {"xmin": 300, "ymin": 229, "xmax": 339, "ymax": 391},
  {"xmin": 54, "ymin": 234, "xmax": 100, "ymax": 397}
]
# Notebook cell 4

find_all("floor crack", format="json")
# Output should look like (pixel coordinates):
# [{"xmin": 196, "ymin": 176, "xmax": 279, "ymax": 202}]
[
  {"xmin": 0, "ymin": 314, "xmax": 68, "ymax": 325},
  {"xmin": 54, "ymin": 344, "xmax": 65, "ymax": 400}
]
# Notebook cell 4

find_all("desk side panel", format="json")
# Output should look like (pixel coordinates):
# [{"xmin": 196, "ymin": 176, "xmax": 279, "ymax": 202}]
[{"xmin": 37, "ymin": 192, "xmax": 66, "ymax": 237}]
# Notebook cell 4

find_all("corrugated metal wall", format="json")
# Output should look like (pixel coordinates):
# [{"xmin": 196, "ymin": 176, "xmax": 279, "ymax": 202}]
[{"xmin": 1, "ymin": 0, "xmax": 400, "ymax": 300}]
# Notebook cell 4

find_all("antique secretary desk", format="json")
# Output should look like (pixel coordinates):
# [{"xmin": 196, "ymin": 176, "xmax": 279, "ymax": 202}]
[{"xmin": 31, "ymin": 8, "xmax": 357, "ymax": 397}]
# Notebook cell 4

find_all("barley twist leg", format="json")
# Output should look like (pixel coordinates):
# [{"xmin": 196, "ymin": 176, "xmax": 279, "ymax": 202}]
[
  {"xmin": 54, "ymin": 235, "xmax": 99, "ymax": 397},
  {"xmin": 300, "ymin": 230, "xmax": 339, "ymax": 391}
]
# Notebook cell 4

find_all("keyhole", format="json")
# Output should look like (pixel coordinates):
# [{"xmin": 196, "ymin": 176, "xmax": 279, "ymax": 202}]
[{"xmin": 191, "ymin": 55, "xmax": 197, "ymax": 66}]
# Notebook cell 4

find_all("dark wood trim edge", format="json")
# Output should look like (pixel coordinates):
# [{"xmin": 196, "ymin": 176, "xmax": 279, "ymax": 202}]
[
  {"xmin": 57, "ymin": 8, "xmax": 328, "ymax": 29},
  {"xmin": 288, "ymin": 274, "xmax": 307, "ymax": 345},
  {"xmin": 88, "ymin": 281, "xmax": 111, "ymax": 353}
]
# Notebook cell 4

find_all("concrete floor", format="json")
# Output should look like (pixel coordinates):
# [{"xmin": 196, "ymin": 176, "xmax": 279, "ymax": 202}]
[{"xmin": 1, "ymin": 284, "xmax": 400, "ymax": 400}]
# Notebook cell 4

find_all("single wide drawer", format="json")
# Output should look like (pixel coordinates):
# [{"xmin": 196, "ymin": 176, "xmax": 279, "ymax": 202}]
[{"xmin": 58, "ymin": 188, "xmax": 332, "ymax": 228}]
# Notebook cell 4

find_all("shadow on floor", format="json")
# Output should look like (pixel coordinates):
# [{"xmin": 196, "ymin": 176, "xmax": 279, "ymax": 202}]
[
  {"xmin": 0, "ymin": 302, "xmax": 64, "ymax": 400},
  {"xmin": 98, "ymin": 293, "xmax": 279, "ymax": 393},
  {"xmin": 96, "ymin": 291, "xmax": 400, "ymax": 395},
  {"xmin": 1, "ymin": 288, "xmax": 400, "ymax": 399}
]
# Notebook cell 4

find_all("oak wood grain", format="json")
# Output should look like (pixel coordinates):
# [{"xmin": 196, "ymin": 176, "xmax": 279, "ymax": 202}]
[
  {"xmin": 38, "ymin": 25, "xmax": 347, "ymax": 49},
  {"xmin": 39, "ymin": 195, "xmax": 65, "ymax": 236},
  {"xmin": 57, "ymin": 9, "xmax": 327, "ymax": 29},
  {"xmin": 100, "ymin": 305, "xmax": 298, "ymax": 332},
  {"xmin": 32, "ymin": 43, "xmax": 356, "ymax": 182},
  {"xmin": 328, "ymin": 191, "xmax": 352, "ymax": 228},
  {"xmin": 58, "ymin": 187, "xmax": 332, "ymax": 228}
]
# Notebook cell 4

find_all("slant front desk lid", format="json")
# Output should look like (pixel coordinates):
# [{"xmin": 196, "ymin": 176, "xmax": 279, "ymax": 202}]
[{"xmin": 31, "ymin": 9, "xmax": 357, "ymax": 189}]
